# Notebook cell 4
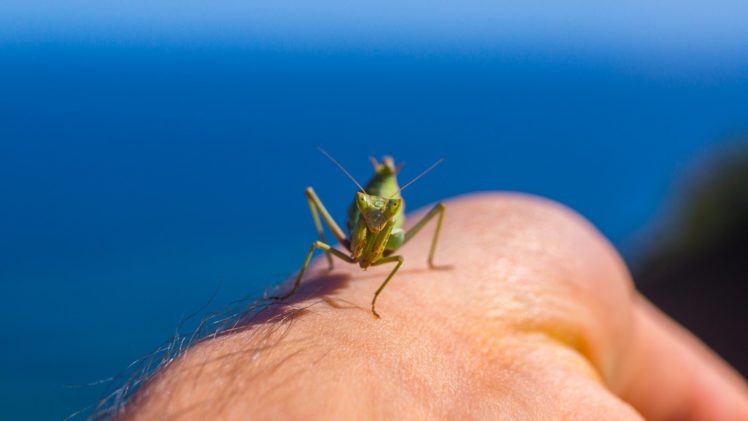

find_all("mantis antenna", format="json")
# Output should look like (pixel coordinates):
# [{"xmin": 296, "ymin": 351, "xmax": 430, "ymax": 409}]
[
  {"xmin": 393, "ymin": 157, "xmax": 445, "ymax": 197},
  {"xmin": 317, "ymin": 147, "xmax": 367, "ymax": 194}
]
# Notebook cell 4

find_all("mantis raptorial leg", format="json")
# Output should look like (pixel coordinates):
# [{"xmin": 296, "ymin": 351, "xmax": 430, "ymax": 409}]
[
  {"xmin": 370, "ymin": 255, "xmax": 404, "ymax": 319},
  {"xmin": 271, "ymin": 240, "xmax": 355, "ymax": 300}
]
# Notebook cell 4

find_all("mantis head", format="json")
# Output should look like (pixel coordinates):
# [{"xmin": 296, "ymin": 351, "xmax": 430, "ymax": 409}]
[{"xmin": 355, "ymin": 192, "xmax": 402, "ymax": 233}]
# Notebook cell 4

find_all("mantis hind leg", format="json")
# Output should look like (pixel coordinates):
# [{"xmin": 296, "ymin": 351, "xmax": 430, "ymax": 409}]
[
  {"xmin": 399, "ymin": 202, "xmax": 446, "ymax": 268},
  {"xmin": 370, "ymin": 255, "xmax": 404, "ymax": 319},
  {"xmin": 270, "ymin": 241, "xmax": 355, "ymax": 301},
  {"xmin": 305, "ymin": 187, "xmax": 351, "ymax": 270}
]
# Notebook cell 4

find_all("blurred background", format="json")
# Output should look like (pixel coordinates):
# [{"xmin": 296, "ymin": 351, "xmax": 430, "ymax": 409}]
[{"xmin": 1, "ymin": 1, "xmax": 747, "ymax": 419}]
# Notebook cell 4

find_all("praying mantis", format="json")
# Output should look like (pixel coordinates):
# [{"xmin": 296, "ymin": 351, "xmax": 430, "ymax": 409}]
[{"xmin": 271, "ymin": 148, "xmax": 446, "ymax": 318}]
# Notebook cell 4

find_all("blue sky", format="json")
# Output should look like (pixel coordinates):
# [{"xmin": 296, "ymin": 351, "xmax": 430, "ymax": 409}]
[{"xmin": 2, "ymin": 1, "xmax": 747, "ymax": 53}]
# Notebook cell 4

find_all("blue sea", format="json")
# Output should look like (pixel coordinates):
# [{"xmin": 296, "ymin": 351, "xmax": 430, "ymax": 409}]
[{"xmin": 2, "ymin": 3, "xmax": 748, "ymax": 418}]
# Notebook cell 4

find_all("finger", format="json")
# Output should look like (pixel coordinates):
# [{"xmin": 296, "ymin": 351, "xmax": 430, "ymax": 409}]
[{"xmin": 613, "ymin": 296, "xmax": 748, "ymax": 420}]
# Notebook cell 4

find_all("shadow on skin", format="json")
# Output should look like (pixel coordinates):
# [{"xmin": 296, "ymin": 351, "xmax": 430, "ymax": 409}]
[
  {"xmin": 250, "ymin": 272, "xmax": 356, "ymax": 325},
  {"xmin": 335, "ymin": 265, "xmax": 452, "ymax": 281},
  {"xmin": 260, "ymin": 251, "xmax": 453, "ymax": 320}
]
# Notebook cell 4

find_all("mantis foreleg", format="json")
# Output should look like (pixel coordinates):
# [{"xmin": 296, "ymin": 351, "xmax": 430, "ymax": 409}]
[
  {"xmin": 271, "ymin": 240, "xmax": 355, "ymax": 301},
  {"xmin": 370, "ymin": 255, "xmax": 404, "ymax": 318},
  {"xmin": 400, "ymin": 202, "xmax": 446, "ymax": 268}
]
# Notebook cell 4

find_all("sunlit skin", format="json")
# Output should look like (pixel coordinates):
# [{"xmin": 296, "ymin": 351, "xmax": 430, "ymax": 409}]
[
  {"xmin": 126, "ymin": 193, "xmax": 748, "ymax": 420},
  {"xmin": 271, "ymin": 151, "xmax": 446, "ymax": 318}
]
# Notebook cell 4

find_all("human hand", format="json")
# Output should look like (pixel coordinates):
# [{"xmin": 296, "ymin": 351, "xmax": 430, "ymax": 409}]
[{"xmin": 126, "ymin": 193, "xmax": 748, "ymax": 420}]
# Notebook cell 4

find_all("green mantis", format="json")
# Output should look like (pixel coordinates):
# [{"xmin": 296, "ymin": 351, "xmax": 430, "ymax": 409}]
[{"xmin": 271, "ymin": 148, "xmax": 446, "ymax": 318}]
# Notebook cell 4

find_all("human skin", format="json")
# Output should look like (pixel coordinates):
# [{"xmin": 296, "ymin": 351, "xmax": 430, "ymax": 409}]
[{"xmin": 125, "ymin": 193, "xmax": 748, "ymax": 420}]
